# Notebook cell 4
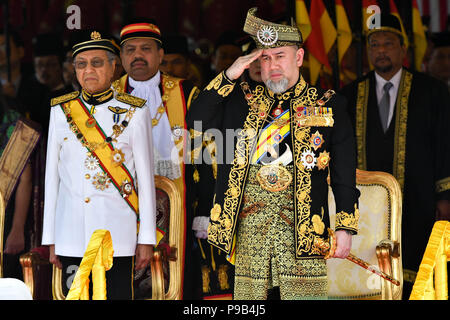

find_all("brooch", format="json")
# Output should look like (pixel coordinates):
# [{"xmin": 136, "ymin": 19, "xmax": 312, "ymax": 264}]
[
  {"xmin": 85, "ymin": 154, "xmax": 99, "ymax": 170},
  {"xmin": 300, "ymin": 150, "xmax": 317, "ymax": 170},
  {"xmin": 172, "ymin": 125, "xmax": 183, "ymax": 141},
  {"xmin": 120, "ymin": 179, "xmax": 133, "ymax": 198},
  {"xmin": 310, "ymin": 131, "xmax": 324, "ymax": 150},
  {"xmin": 111, "ymin": 148, "xmax": 125, "ymax": 167},
  {"xmin": 256, "ymin": 164, "xmax": 292, "ymax": 192},
  {"xmin": 317, "ymin": 151, "xmax": 331, "ymax": 170},
  {"xmin": 92, "ymin": 172, "xmax": 111, "ymax": 191}
]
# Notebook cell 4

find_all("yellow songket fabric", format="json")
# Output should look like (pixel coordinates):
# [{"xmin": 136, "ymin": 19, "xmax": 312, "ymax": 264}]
[{"xmin": 66, "ymin": 230, "xmax": 114, "ymax": 300}]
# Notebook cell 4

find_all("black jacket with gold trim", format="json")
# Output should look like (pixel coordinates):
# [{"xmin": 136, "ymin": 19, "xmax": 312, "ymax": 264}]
[
  {"xmin": 340, "ymin": 69, "xmax": 450, "ymax": 271},
  {"xmin": 187, "ymin": 71, "xmax": 360, "ymax": 259}
]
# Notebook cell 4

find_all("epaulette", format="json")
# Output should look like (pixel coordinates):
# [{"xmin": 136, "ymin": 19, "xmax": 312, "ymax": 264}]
[
  {"xmin": 50, "ymin": 91, "xmax": 80, "ymax": 107},
  {"xmin": 115, "ymin": 92, "xmax": 146, "ymax": 108}
]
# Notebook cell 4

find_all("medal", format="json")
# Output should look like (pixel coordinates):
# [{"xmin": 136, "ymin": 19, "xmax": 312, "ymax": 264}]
[
  {"xmin": 92, "ymin": 172, "xmax": 111, "ymax": 191},
  {"xmin": 300, "ymin": 150, "xmax": 317, "ymax": 170},
  {"xmin": 172, "ymin": 125, "xmax": 183, "ymax": 141},
  {"xmin": 310, "ymin": 131, "xmax": 324, "ymax": 150},
  {"xmin": 85, "ymin": 116, "xmax": 96, "ymax": 128},
  {"xmin": 111, "ymin": 148, "xmax": 125, "ymax": 167},
  {"xmin": 120, "ymin": 179, "xmax": 133, "ymax": 198},
  {"xmin": 85, "ymin": 154, "xmax": 99, "ymax": 170},
  {"xmin": 85, "ymin": 105, "xmax": 97, "ymax": 128},
  {"xmin": 317, "ymin": 151, "xmax": 331, "ymax": 170},
  {"xmin": 271, "ymin": 101, "xmax": 283, "ymax": 117}
]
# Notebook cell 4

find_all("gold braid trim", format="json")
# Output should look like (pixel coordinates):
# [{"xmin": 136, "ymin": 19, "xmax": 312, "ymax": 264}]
[
  {"xmin": 50, "ymin": 91, "xmax": 80, "ymax": 107},
  {"xmin": 392, "ymin": 70, "xmax": 412, "ymax": 194},
  {"xmin": 205, "ymin": 71, "xmax": 236, "ymax": 98},
  {"xmin": 355, "ymin": 79, "xmax": 369, "ymax": 170},
  {"xmin": 115, "ymin": 92, "xmax": 146, "ymax": 108},
  {"xmin": 335, "ymin": 206, "xmax": 360, "ymax": 233},
  {"xmin": 207, "ymin": 84, "xmax": 273, "ymax": 253},
  {"xmin": 291, "ymin": 85, "xmax": 326, "ymax": 257},
  {"xmin": 436, "ymin": 177, "xmax": 450, "ymax": 193}
]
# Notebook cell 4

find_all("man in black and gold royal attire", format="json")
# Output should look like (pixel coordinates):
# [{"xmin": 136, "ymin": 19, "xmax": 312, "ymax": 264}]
[
  {"xmin": 187, "ymin": 8, "xmax": 360, "ymax": 300},
  {"xmin": 340, "ymin": 14, "xmax": 450, "ymax": 299}
]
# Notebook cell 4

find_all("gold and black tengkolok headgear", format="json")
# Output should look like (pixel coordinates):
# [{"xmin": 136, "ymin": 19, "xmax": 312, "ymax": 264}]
[
  {"xmin": 72, "ymin": 31, "xmax": 118, "ymax": 58},
  {"xmin": 243, "ymin": 7, "xmax": 303, "ymax": 49},
  {"xmin": 366, "ymin": 13, "xmax": 404, "ymax": 42}
]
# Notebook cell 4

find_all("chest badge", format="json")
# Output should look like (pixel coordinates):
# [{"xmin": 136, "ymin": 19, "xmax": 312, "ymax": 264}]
[
  {"xmin": 111, "ymin": 148, "xmax": 125, "ymax": 167},
  {"xmin": 92, "ymin": 172, "xmax": 111, "ymax": 191},
  {"xmin": 85, "ymin": 154, "xmax": 99, "ymax": 170},
  {"xmin": 300, "ymin": 150, "xmax": 317, "ymax": 170},
  {"xmin": 310, "ymin": 131, "xmax": 324, "ymax": 150},
  {"xmin": 317, "ymin": 151, "xmax": 331, "ymax": 170}
]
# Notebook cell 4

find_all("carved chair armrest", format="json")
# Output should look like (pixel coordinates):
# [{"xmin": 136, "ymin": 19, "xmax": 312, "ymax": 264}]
[
  {"xmin": 150, "ymin": 244, "xmax": 178, "ymax": 300},
  {"xmin": 376, "ymin": 239, "xmax": 400, "ymax": 300}
]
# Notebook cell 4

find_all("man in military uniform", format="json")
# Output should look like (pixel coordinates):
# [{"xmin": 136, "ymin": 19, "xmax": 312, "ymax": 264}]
[
  {"xmin": 42, "ymin": 31, "xmax": 157, "ymax": 300},
  {"xmin": 187, "ymin": 8, "xmax": 360, "ymax": 300},
  {"xmin": 115, "ymin": 19, "xmax": 199, "ymax": 299},
  {"xmin": 340, "ymin": 14, "xmax": 450, "ymax": 299}
]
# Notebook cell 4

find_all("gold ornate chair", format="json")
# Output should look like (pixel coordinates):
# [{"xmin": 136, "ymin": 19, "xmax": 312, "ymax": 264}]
[
  {"xmin": 134, "ymin": 175, "xmax": 183, "ymax": 300},
  {"xmin": 327, "ymin": 169, "xmax": 403, "ymax": 300},
  {"xmin": 48, "ymin": 175, "xmax": 183, "ymax": 300}
]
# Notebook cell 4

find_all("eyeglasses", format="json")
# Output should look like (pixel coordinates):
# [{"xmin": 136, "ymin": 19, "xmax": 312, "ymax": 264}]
[{"xmin": 73, "ymin": 58, "xmax": 106, "ymax": 70}]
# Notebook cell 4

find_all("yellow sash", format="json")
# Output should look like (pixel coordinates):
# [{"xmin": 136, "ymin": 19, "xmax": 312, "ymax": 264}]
[
  {"xmin": 66, "ymin": 229, "xmax": 114, "ymax": 300},
  {"xmin": 62, "ymin": 98, "xmax": 139, "ymax": 215},
  {"xmin": 251, "ymin": 110, "xmax": 290, "ymax": 164}
]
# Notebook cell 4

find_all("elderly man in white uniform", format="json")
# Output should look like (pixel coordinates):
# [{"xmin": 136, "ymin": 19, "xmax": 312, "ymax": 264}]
[{"xmin": 41, "ymin": 31, "xmax": 156, "ymax": 300}]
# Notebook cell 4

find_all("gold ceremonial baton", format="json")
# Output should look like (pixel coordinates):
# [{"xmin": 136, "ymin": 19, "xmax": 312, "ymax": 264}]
[{"xmin": 315, "ymin": 229, "xmax": 400, "ymax": 287}]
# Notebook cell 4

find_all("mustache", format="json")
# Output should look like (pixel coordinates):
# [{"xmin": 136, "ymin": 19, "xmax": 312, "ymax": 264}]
[
  {"xmin": 131, "ymin": 58, "xmax": 148, "ymax": 67},
  {"xmin": 375, "ymin": 56, "xmax": 392, "ymax": 63}
]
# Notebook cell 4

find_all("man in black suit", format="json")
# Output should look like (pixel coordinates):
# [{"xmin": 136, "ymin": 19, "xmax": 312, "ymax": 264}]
[{"xmin": 340, "ymin": 14, "xmax": 450, "ymax": 299}]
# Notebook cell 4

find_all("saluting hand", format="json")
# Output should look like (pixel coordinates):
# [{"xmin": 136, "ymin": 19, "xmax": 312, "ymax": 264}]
[{"xmin": 225, "ymin": 49, "xmax": 263, "ymax": 81}]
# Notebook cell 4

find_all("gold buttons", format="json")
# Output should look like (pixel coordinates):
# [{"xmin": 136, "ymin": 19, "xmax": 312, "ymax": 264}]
[
  {"xmin": 64, "ymin": 137, "xmax": 68, "ymax": 141},
  {"xmin": 85, "ymin": 174, "xmax": 91, "ymax": 179},
  {"xmin": 84, "ymin": 197, "xmax": 90, "ymax": 203}
]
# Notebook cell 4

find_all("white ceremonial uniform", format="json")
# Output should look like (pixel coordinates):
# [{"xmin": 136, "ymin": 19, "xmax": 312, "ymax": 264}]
[{"xmin": 42, "ymin": 91, "xmax": 157, "ymax": 257}]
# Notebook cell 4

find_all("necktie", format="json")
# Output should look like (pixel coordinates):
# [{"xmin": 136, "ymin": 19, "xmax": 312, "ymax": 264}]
[{"xmin": 378, "ymin": 81, "xmax": 393, "ymax": 132}]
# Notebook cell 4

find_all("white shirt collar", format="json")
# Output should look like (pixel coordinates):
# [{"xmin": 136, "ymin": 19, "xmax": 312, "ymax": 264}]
[{"xmin": 374, "ymin": 68, "xmax": 402, "ymax": 95}]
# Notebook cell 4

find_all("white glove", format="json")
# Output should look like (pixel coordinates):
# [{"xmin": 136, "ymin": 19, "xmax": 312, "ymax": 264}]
[{"xmin": 192, "ymin": 216, "xmax": 210, "ymax": 239}]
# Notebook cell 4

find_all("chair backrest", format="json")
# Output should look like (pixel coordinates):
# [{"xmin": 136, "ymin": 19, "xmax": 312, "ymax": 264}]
[
  {"xmin": 327, "ymin": 169, "xmax": 403, "ymax": 300},
  {"xmin": 0, "ymin": 192, "xmax": 4, "ymax": 278}
]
